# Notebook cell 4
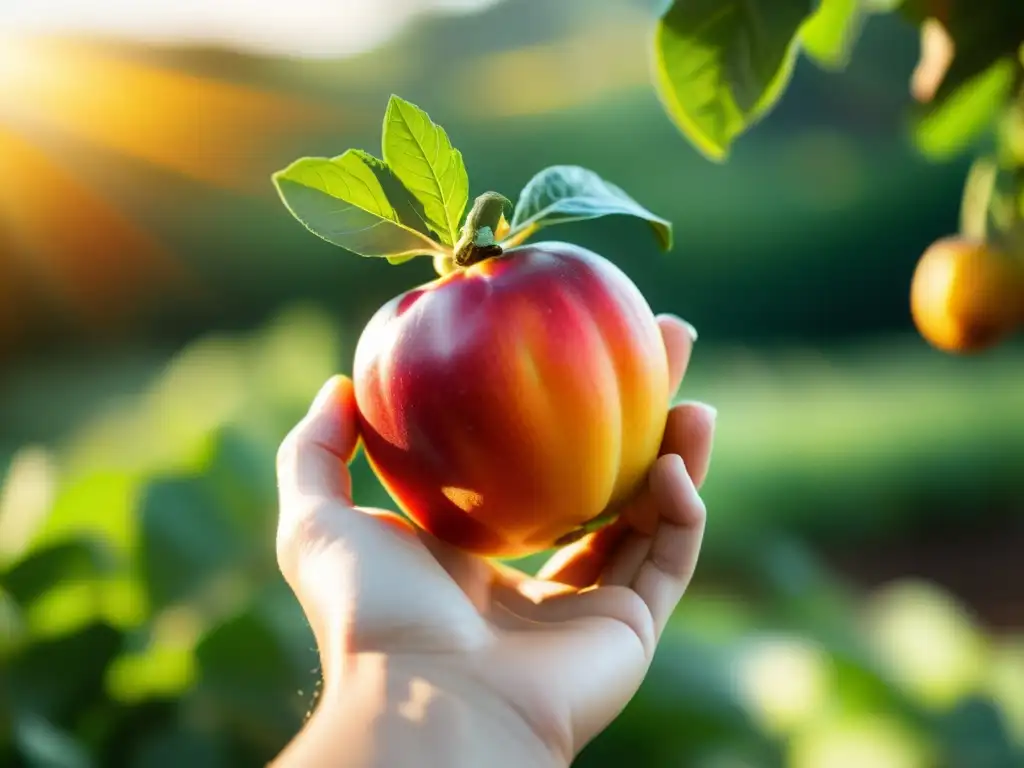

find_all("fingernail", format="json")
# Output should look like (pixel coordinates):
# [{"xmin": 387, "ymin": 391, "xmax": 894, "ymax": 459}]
[
  {"xmin": 662, "ymin": 313, "xmax": 698, "ymax": 342},
  {"xmin": 698, "ymin": 403, "xmax": 717, "ymax": 422},
  {"xmin": 310, "ymin": 375, "xmax": 343, "ymax": 413}
]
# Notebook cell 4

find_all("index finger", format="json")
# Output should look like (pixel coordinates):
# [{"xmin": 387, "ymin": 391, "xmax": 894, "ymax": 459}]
[{"xmin": 658, "ymin": 314, "xmax": 697, "ymax": 399}]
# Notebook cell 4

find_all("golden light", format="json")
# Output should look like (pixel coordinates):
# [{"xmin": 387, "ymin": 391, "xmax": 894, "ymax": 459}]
[
  {"xmin": 0, "ymin": 33, "xmax": 337, "ymax": 337},
  {"xmin": 0, "ymin": 35, "xmax": 40, "ymax": 90}
]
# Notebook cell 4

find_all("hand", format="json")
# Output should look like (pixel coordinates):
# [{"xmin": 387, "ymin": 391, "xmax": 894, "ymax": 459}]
[{"xmin": 272, "ymin": 315, "xmax": 716, "ymax": 768}]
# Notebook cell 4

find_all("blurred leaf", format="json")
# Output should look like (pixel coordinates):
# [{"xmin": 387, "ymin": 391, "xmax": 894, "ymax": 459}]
[
  {"xmin": 204, "ymin": 427, "xmax": 277, "ymax": 538},
  {"xmin": 382, "ymin": 95, "xmax": 469, "ymax": 246},
  {"xmin": 653, "ymin": 0, "xmax": 815, "ymax": 160},
  {"xmin": 107, "ymin": 642, "xmax": 197, "ymax": 704},
  {"xmin": 788, "ymin": 712, "xmax": 934, "ymax": 768},
  {"xmin": 0, "ymin": 447, "xmax": 57, "ymax": 566},
  {"xmin": 1, "ymin": 538, "xmax": 117, "ymax": 609},
  {"xmin": 8, "ymin": 622, "xmax": 122, "ymax": 720},
  {"xmin": 36, "ymin": 472, "xmax": 137, "ymax": 558},
  {"xmin": 915, "ymin": 58, "xmax": 1016, "ymax": 160},
  {"xmin": 272, "ymin": 149, "xmax": 444, "ymax": 260},
  {"xmin": 629, "ymin": 630, "xmax": 752, "ymax": 735},
  {"xmin": 14, "ymin": 712, "xmax": 93, "ymax": 768},
  {"xmin": 902, "ymin": 2, "xmax": 1024, "ymax": 160},
  {"xmin": 139, "ymin": 477, "xmax": 241, "ymax": 609},
  {"xmin": 193, "ymin": 606, "xmax": 307, "ymax": 745},
  {"xmin": 507, "ymin": 165, "xmax": 672, "ymax": 250},
  {"xmin": 129, "ymin": 725, "xmax": 227, "ymax": 768},
  {"xmin": 800, "ymin": 0, "xmax": 864, "ymax": 70},
  {"xmin": 938, "ymin": 696, "xmax": 1021, "ymax": 767},
  {"xmin": 864, "ymin": 580, "xmax": 988, "ymax": 711}
]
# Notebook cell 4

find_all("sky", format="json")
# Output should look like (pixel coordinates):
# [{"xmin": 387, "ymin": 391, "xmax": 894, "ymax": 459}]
[{"xmin": 0, "ymin": 0, "xmax": 502, "ymax": 58}]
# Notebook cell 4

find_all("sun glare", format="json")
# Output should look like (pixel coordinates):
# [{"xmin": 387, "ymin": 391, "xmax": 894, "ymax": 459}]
[
  {"xmin": 0, "ymin": 36, "xmax": 40, "ymax": 89},
  {"xmin": 0, "ymin": 33, "xmax": 334, "ymax": 337}
]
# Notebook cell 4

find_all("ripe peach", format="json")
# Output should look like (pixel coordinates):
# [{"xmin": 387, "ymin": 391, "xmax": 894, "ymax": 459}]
[
  {"xmin": 910, "ymin": 236, "xmax": 1024, "ymax": 353},
  {"xmin": 353, "ymin": 241, "xmax": 671, "ymax": 558}
]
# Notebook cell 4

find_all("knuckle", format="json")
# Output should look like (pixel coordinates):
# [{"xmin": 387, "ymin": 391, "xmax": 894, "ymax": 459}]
[
  {"xmin": 275, "ymin": 499, "xmax": 329, "ymax": 577},
  {"xmin": 275, "ymin": 422, "xmax": 307, "ymax": 475},
  {"xmin": 601, "ymin": 585, "xmax": 656, "ymax": 657}
]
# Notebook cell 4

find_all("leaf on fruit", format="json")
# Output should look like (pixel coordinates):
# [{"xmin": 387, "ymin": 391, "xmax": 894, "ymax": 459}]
[
  {"xmin": 653, "ymin": 0, "xmax": 816, "ymax": 161},
  {"xmin": 507, "ymin": 165, "xmax": 672, "ymax": 250},
  {"xmin": 272, "ymin": 149, "xmax": 444, "ymax": 260},
  {"xmin": 801, "ymin": 0, "xmax": 864, "ymax": 70},
  {"xmin": 382, "ymin": 95, "xmax": 469, "ymax": 247}
]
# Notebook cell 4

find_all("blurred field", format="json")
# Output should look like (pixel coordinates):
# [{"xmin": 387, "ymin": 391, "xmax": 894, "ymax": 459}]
[{"xmin": 1, "ymin": 1, "xmax": 1023, "ymax": 766}]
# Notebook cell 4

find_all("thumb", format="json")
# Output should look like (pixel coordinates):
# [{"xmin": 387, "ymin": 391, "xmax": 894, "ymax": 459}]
[
  {"xmin": 276, "ymin": 374, "xmax": 360, "ymax": 507},
  {"xmin": 275, "ymin": 375, "xmax": 361, "ymax": 589}
]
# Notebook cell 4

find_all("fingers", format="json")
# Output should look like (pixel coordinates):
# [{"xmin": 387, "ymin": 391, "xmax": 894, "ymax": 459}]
[
  {"xmin": 276, "ymin": 375, "xmax": 359, "ymax": 507},
  {"xmin": 657, "ymin": 314, "xmax": 697, "ymax": 400},
  {"xmin": 625, "ymin": 401, "xmax": 717, "ymax": 536},
  {"xmin": 537, "ymin": 401, "xmax": 716, "ymax": 587},
  {"xmin": 628, "ymin": 454, "xmax": 707, "ymax": 640},
  {"xmin": 534, "ymin": 521, "xmax": 628, "ymax": 586}
]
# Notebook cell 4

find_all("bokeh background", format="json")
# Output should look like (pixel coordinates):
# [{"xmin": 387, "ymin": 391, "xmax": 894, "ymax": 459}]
[{"xmin": 1, "ymin": 1, "xmax": 1023, "ymax": 766}]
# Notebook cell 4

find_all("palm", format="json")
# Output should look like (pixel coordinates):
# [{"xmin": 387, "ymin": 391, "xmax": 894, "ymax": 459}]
[
  {"xmin": 332, "ymin": 496, "xmax": 662, "ymax": 755},
  {"xmin": 275, "ymin": 315, "xmax": 713, "ymax": 759}
]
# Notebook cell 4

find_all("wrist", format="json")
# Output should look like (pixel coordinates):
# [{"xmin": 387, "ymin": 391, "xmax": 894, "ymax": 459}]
[{"xmin": 297, "ymin": 652, "xmax": 569, "ymax": 768}]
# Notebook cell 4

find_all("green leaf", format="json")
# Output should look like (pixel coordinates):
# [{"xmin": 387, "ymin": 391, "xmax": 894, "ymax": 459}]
[
  {"xmin": 1, "ymin": 537, "xmax": 117, "ymax": 609},
  {"xmin": 8, "ymin": 622, "xmax": 122, "ymax": 719},
  {"xmin": 382, "ymin": 95, "xmax": 469, "ymax": 246},
  {"xmin": 902, "ymin": 2, "xmax": 1024, "ymax": 160},
  {"xmin": 129, "ymin": 726, "xmax": 228, "ymax": 768},
  {"xmin": 801, "ymin": 0, "xmax": 864, "ymax": 70},
  {"xmin": 914, "ymin": 57, "xmax": 1016, "ymax": 161},
  {"xmin": 194, "ymin": 606, "xmax": 309, "ymax": 740},
  {"xmin": 272, "ymin": 149, "xmax": 444, "ymax": 260},
  {"xmin": 139, "ymin": 476, "xmax": 241, "ymax": 609},
  {"xmin": 14, "ymin": 713, "xmax": 93, "ymax": 768},
  {"xmin": 938, "ymin": 696, "xmax": 1020, "ymax": 767},
  {"xmin": 653, "ymin": 0, "xmax": 816, "ymax": 161},
  {"xmin": 507, "ymin": 165, "xmax": 673, "ymax": 250}
]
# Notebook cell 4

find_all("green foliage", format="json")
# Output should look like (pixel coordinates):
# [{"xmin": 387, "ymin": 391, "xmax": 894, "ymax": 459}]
[
  {"xmin": 653, "ymin": 0, "xmax": 816, "ymax": 161},
  {"xmin": 901, "ymin": 0, "xmax": 1024, "ymax": 159},
  {"xmin": 654, "ymin": 0, "xmax": 1024, "ymax": 198},
  {"xmin": 915, "ymin": 58, "xmax": 1017, "ymax": 161},
  {"xmin": 507, "ymin": 165, "xmax": 673, "ymax": 250},
  {"xmin": 800, "ymin": 0, "xmax": 864, "ymax": 69}
]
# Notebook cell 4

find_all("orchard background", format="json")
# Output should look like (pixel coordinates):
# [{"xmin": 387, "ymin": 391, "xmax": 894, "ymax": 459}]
[{"xmin": 1, "ymin": 1, "xmax": 1024, "ymax": 766}]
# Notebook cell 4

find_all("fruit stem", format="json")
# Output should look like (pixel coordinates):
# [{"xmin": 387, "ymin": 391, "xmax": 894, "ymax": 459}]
[{"xmin": 452, "ymin": 192, "xmax": 512, "ymax": 269}]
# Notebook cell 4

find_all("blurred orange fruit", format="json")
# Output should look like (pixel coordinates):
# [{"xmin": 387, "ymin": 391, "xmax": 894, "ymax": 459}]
[{"xmin": 910, "ymin": 236, "xmax": 1024, "ymax": 353}]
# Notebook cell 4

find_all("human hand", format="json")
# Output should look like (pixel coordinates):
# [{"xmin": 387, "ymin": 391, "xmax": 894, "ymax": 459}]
[{"xmin": 272, "ymin": 315, "xmax": 716, "ymax": 768}]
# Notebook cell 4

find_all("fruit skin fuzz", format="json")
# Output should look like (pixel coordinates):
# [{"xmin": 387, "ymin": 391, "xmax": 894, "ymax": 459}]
[
  {"xmin": 910, "ymin": 236, "xmax": 1024, "ymax": 354},
  {"xmin": 353, "ymin": 242, "xmax": 671, "ymax": 558}
]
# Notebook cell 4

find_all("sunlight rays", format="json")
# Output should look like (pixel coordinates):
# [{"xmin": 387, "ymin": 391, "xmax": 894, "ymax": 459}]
[
  {"xmin": 0, "ymin": 36, "xmax": 334, "ymax": 191},
  {"xmin": 0, "ymin": 35, "xmax": 335, "ymax": 336},
  {"xmin": 0, "ymin": 125, "xmax": 187, "ymax": 328}
]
